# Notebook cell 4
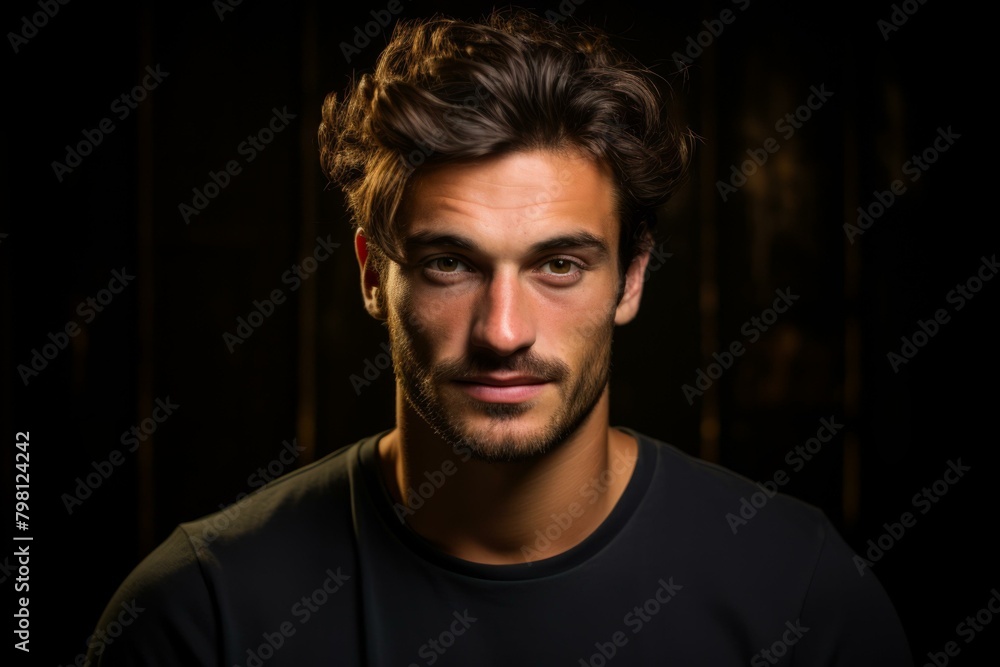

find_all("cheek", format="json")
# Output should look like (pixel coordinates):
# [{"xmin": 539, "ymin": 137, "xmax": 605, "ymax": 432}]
[
  {"xmin": 395, "ymin": 290, "xmax": 471, "ymax": 357},
  {"xmin": 540, "ymin": 294, "xmax": 616, "ymax": 358}
]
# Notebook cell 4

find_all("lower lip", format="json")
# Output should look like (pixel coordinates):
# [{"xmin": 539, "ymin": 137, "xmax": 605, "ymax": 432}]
[{"xmin": 454, "ymin": 381, "xmax": 549, "ymax": 403}]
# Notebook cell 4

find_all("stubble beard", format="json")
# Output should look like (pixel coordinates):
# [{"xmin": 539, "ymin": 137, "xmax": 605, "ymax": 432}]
[{"xmin": 387, "ymin": 307, "xmax": 615, "ymax": 464}]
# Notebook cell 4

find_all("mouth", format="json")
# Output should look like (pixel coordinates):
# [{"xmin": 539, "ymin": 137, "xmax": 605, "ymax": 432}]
[{"xmin": 452, "ymin": 375, "xmax": 550, "ymax": 403}]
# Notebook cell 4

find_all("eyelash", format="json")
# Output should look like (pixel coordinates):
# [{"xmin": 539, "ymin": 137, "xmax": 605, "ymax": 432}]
[
  {"xmin": 423, "ymin": 256, "xmax": 587, "ymax": 281},
  {"xmin": 538, "ymin": 258, "xmax": 587, "ymax": 279}
]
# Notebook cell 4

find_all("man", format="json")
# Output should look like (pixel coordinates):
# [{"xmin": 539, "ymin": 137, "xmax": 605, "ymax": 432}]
[{"xmin": 87, "ymin": 10, "xmax": 913, "ymax": 665}]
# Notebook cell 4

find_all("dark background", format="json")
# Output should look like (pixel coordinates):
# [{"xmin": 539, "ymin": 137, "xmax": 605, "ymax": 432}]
[{"xmin": 4, "ymin": 0, "xmax": 996, "ymax": 664}]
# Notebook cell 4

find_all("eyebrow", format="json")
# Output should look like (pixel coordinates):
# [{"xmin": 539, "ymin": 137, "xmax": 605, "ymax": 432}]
[{"xmin": 402, "ymin": 230, "xmax": 611, "ymax": 260}]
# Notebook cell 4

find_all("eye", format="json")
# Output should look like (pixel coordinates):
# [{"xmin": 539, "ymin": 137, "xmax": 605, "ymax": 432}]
[
  {"xmin": 425, "ymin": 256, "xmax": 471, "ymax": 274},
  {"xmin": 540, "ymin": 258, "xmax": 583, "ymax": 277}
]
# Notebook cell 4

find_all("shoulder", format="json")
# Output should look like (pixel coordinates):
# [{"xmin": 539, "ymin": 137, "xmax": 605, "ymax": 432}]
[
  {"xmin": 86, "ymin": 433, "xmax": 379, "ymax": 664},
  {"xmin": 85, "ymin": 526, "xmax": 218, "ymax": 664},
  {"xmin": 181, "ymin": 438, "xmax": 363, "ymax": 553},
  {"xmin": 627, "ymin": 427, "xmax": 829, "ymax": 541},
  {"xmin": 630, "ymin": 427, "xmax": 851, "ymax": 576},
  {"xmin": 623, "ymin": 427, "xmax": 913, "ymax": 665}
]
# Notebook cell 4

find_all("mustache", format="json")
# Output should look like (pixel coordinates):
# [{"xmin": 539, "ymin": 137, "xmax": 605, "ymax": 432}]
[{"xmin": 428, "ymin": 351, "xmax": 570, "ymax": 383}]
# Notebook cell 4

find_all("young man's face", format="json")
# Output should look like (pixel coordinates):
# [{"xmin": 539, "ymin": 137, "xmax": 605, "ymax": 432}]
[{"xmin": 363, "ymin": 149, "xmax": 649, "ymax": 462}]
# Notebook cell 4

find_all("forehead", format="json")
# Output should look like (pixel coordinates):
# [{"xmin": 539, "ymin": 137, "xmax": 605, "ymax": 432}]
[{"xmin": 397, "ymin": 149, "xmax": 619, "ymax": 253}]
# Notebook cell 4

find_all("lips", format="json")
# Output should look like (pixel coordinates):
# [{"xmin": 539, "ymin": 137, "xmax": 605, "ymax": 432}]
[
  {"xmin": 457, "ymin": 374, "xmax": 548, "ymax": 386},
  {"xmin": 453, "ymin": 375, "xmax": 550, "ymax": 403}
]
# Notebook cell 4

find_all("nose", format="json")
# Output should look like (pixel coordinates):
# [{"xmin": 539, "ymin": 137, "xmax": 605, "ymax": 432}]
[{"xmin": 469, "ymin": 269, "xmax": 536, "ymax": 356}]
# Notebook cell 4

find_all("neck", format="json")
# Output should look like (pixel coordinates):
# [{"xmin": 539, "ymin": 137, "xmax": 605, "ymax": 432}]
[{"xmin": 376, "ymin": 385, "xmax": 638, "ymax": 565}]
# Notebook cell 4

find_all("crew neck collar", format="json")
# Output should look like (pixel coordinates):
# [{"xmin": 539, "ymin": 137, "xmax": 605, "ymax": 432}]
[{"xmin": 356, "ymin": 426, "xmax": 657, "ymax": 581}]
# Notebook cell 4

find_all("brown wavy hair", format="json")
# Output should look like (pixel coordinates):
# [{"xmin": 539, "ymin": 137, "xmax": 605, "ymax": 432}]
[{"xmin": 318, "ymin": 10, "xmax": 694, "ymax": 290}]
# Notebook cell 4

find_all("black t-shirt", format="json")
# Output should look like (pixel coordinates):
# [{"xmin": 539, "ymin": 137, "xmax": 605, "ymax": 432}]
[{"xmin": 86, "ymin": 427, "xmax": 913, "ymax": 666}]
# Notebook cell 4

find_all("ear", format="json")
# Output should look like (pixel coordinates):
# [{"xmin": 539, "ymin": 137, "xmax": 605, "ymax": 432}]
[
  {"xmin": 354, "ymin": 228, "xmax": 387, "ymax": 321},
  {"xmin": 614, "ymin": 238, "xmax": 652, "ymax": 325}
]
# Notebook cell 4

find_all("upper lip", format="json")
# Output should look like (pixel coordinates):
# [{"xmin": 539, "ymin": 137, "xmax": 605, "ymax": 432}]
[{"xmin": 456, "ymin": 374, "xmax": 549, "ymax": 386}]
